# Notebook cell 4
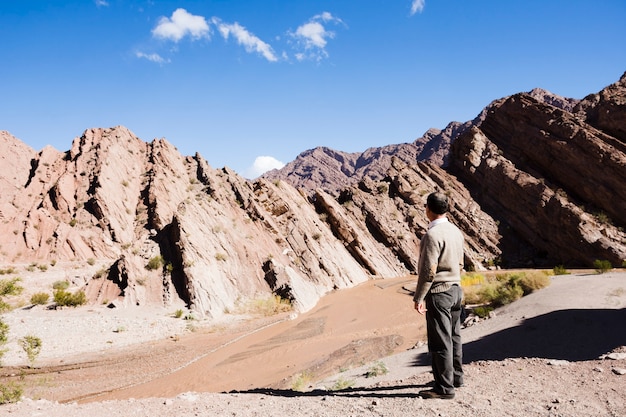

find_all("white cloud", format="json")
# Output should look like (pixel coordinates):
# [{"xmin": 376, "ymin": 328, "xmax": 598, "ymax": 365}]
[
  {"xmin": 136, "ymin": 51, "xmax": 169, "ymax": 64},
  {"xmin": 212, "ymin": 18, "xmax": 278, "ymax": 62},
  {"xmin": 243, "ymin": 156, "xmax": 285, "ymax": 179},
  {"xmin": 410, "ymin": 0, "xmax": 426, "ymax": 15},
  {"xmin": 94, "ymin": 0, "xmax": 109, "ymax": 7},
  {"xmin": 290, "ymin": 12, "xmax": 344, "ymax": 62},
  {"xmin": 152, "ymin": 8, "xmax": 210, "ymax": 42}
]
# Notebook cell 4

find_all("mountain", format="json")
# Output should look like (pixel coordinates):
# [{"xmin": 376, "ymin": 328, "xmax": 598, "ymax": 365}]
[
  {"xmin": 1, "ymin": 73, "xmax": 625, "ymax": 319},
  {"xmin": 265, "ymin": 72, "xmax": 626, "ymax": 268}
]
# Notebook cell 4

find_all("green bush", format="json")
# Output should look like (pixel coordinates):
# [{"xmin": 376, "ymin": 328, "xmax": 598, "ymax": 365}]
[
  {"xmin": 19, "ymin": 335, "xmax": 42, "ymax": 366},
  {"xmin": 146, "ymin": 255, "xmax": 164, "ymax": 271},
  {"xmin": 0, "ymin": 382, "xmax": 23, "ymax": 405},
  {"xmin": 52, "ymin": 280, "xmax": 70, "ymax": 290},
  {"xmin": 0, "ymin": 277, "xmax": 23, "ymax": 297},
  {"xmin": 463, "ymin": 271, "xmax": 550, "ymax": 310},
  {"xmin": 553, "ymin": 265, "xmax": 568, "ymax": 275},
  {"xmin": 30, "ymin": 292, "xmax": 50, "ymax": 305},
  {"xmin": 365, "ymin": 361, "xmax": 388, "ymax": 378},
  {"xmin": 593, "ymin": 259, "xmax": 612, "ymax": 274},
  {"xmin": 516, "ymin": 271, "xmax": 551, "ymax": 295},
  {"xmin": 53, "ymin": 289, "xmax": 87, "ymax": 307}
]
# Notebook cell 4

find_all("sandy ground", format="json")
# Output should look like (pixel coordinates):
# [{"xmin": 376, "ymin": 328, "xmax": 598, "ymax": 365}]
[{"xmin": 1, "ymin": 270, "xmax": 626, "ymax": 416}]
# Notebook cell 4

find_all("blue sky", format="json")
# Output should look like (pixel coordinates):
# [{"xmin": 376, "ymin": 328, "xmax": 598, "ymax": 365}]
[{"xmin": 2, "ymin": 1, "xmax": 625, "ymax": 178}]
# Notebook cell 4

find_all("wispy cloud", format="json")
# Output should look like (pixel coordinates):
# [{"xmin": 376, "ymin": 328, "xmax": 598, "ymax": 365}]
[
  {"xmin": 136, "ymin": 51, "xmax": 169, "ymax": 64},
  {"xmin": 94, "ymin": 0, "xmax": 109, "ymax": 7},
  {"xmin": 410, "ymin": 0, "xmax": 426, "ymax": 15},
  {"xmin": 152, "ymin": 8, "xmax": 210, "ymax": 42},
  {"xmin": 212, "ymin": 18, "xmax": 278, "ymax": 62},
  {"xmin": 144, "ymin": 8, "xmax": 346, "ymax": 64},
  {"xmin": 290, "ymin": 12, "xmax": 345, "ymax": 62},
  {"xmin": 243, "ymin": 156, "xmax": 285, "ymax": 179}
]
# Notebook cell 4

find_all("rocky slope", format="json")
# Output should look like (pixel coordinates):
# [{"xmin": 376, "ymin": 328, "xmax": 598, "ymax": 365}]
[
  {"xmin": 266, "ymin": 72, "xmax": 626, "ymax": 268},
  {"xmin": 1, "ymin": 73, "xmax": 625, "ymax": 319}
]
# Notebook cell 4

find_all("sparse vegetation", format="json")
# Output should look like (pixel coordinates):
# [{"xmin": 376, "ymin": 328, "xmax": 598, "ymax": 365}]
[
  {"xmin": 593, "ymin": 259, "xmax": 612, "ymax": 274},
  {"xmin": 146, "ymin": 255, "xmax": 164, "ymax": 271},
  {"xmin": 0, "ymin": 318, "xmax": 8, "ymax": 364},
  {"xmin": 462, "ymin": 271, "xmax": 551, "ymax": 318},
  {"xmin": 0, "ymin": 277, "xmax": 23, "ymax": 312},
  {"xmin": 0, "ymin": 381, "xmax": 23, "ymax": 405},
  {"xmin": 30, "ymin": 292, "xmax": 50, "ymax": 305},
  {"xmin": 365, "ymin": 361, "xmax": 388, "ymax": 378},
  {"xmin": 243, "ymin": 295, "xmax": 292, "ymax": 317},
  {"xmin": 87, "ymin": 258, "xmax": 96, "ymax": 266},
  {"xmin": 291, "ymin": 371, "xmax": 313, "ymax": 391},
  {"xmin": 69, "ymin": 218, "xmax": 77, "ymax": 227},
  {"xmin": 174, "ymin": 309, "xmax": 184, "ymax": 318},
  {"xmin": 215, "ymin": 253, "xmax": 227, "ymax": 261},
  {"xmin": 19, "ymin": 335, "xmax": 42, "ymax": 366},
  {"xmin": 553, "ymin": 265, "xmax": 569, "ymax": 275},
  {"xmin": 331, "ymin": 377, "xmax": 355, "ymax": 391},
  {"xmin": 52, "ymin": 280, "xmax": 70, "ymax": 290},
  {"xmin": 53, "ymin": 289, "xmax": 87, "ymax": 307}
]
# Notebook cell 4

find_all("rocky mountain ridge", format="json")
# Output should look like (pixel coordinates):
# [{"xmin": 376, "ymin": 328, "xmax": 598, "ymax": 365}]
[
  {"xmin": 1, "ymin": 73, "xmax": 625, "ymax": 319},
  {"xmin": 265, "ymin": 73, "xmax": 626, "ymax": 267}
]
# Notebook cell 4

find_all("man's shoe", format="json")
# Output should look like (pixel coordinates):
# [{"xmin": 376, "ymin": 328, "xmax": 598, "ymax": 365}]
[
  {"xmin": 419, "ymin": 389, "xmax": 455, "ymax": 400},
  {"xmin": 454, "ymin": 382, "xmax": 464, "ymax": 388}
]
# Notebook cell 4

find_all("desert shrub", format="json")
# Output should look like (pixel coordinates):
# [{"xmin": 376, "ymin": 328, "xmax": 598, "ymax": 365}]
[
  {"xmin": 593, "ymin": 259, "xmax": 612, "ymax": 274},
  {"xmin": 52, "ymin": 280, "xmax": 70, "ymax": 290},
  {"xmin": 174, "ymin": 309, "xmax": 184, "ymax": 318},
  {"xmin": 365, "ymin": 361, "xmax": 388, "ymax": 378},
  {"xmin": 19, "ymin": 335, "xmax": 42, "ymax": 366},
  {"xmin": 461, "ymin": 272, "xmax": 485, "ymax": 287},
  {"xmin": 0, "ymin": 277, "xmax": 23, "ymax": 297},
  {"xmin": 291, "ymin": 371, "xmax": 312, "ymax": 392},
  {"xmin": 0, "ymin": 382, "xmax": 23, "ymax": 404},
  {"xmin": 0, "ymin": 267, "xmax": 17, "ymax": 275},
  {"xmin": 331, "ymin": 377, "xmax": 355, "ymax": 391},
  {"xmin": 472, "ymin": 305, "xmax": 494, "ymax": 318},
  {"xmin": 30, "ymin": 292, "xmax": 50, "ymax": 305},
  {"xmin": 87, "ymin": 258, "xmax": 96, "ymax": 266},
  {"xmin": 53, "ymin": 289, "xmax": 87, "ymax": 307},
  {"xmin": 553, "ymin": 265, "xmax": 569, "ymax": 275},
  {"xmin": 146, "ymin": 255, "xmax": 164, "ymax": 271},
  {"xmin": 0, "ymin": 319, "xmax": 9, "ymax": 365},
  {"xmin": 247, "ymin": 295, "xmax": 292, "ymax": 316},
  {"xmin": 463, "ymin": 271, "xmax": 550, "ymax": 309},
  {"xmin": 515, "ymin": 271, "xmax": 551, "ymax": 295},
  {"xmin": 481, "ymin": 280, "xmax": 524, "ymax": 307}
]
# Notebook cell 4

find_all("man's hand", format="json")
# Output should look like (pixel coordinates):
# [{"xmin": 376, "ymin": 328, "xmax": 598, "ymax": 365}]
[{"xmin": 414, "ymin": 301, "xmax": 427, "ymax": 315}]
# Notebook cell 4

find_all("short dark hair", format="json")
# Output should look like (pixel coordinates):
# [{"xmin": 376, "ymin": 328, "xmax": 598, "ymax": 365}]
[{"xmin": 426, "ymin": 192, "xmax": 449, "ymax": 214}]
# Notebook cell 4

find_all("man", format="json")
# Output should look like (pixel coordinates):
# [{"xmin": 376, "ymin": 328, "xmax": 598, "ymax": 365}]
[{"xmin": 414, "ymin": 192, "xmax": 465, "ymax": 400}]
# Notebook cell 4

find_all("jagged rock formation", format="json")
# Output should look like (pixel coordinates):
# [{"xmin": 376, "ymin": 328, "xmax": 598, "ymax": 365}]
[
  {"xmin": 266, "ymin": 72, "xmax": 626, "ymax": 269},
  {"xmin": 0, "ymin": 128, "xmax": 418, "ymax": 318},
  {"xmin": 2, "ymin": 73, "xmax": 625, "ymax": 318}
]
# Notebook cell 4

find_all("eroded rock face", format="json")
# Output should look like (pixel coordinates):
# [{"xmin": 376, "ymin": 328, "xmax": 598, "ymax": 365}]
[
  {"xmin": 0, "ymin": 127, "xmax": 414, "ymax": 318},
  {"xmin": 266, "ymin": 72, "xmax": 626, "ymax": 269}
]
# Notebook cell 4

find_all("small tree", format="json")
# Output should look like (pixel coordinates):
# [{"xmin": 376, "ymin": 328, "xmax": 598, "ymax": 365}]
[{"xmin": 19, "ymin": 335, "xmax": 42, "ymax": 366}]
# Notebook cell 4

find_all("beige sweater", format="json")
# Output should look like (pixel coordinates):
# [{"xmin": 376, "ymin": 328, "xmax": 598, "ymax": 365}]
[{"xmin": 413, "ymin": 219, "xmax": 465, "ymax": 303}]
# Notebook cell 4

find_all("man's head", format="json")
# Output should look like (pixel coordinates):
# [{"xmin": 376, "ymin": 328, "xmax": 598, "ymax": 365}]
[{"xmin": 426, "ymin": 192, "xmax": 449, "ymax": 215}]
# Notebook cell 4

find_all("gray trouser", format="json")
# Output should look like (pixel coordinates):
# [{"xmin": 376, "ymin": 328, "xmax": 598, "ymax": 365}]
[{"xmin": 425, "ymin": 284, "xmax": 463, "ymax": 394}]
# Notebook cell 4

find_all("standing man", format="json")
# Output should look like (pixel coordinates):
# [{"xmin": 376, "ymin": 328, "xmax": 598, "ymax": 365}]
[{"xmin": 414, "ymin": 192, "xmax": 465, "ymax": 400}]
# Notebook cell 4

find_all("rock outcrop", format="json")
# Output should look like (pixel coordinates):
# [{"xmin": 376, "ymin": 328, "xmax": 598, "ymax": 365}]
[{"xmin": 266, "ymin": 72, "xmax": 626, "ymax": 269}]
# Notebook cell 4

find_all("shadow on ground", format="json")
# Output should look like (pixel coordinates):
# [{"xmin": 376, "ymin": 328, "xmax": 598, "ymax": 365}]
[{"xmin": 411, "ymin": 308, "xmax": 626, "ymax": 366}]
